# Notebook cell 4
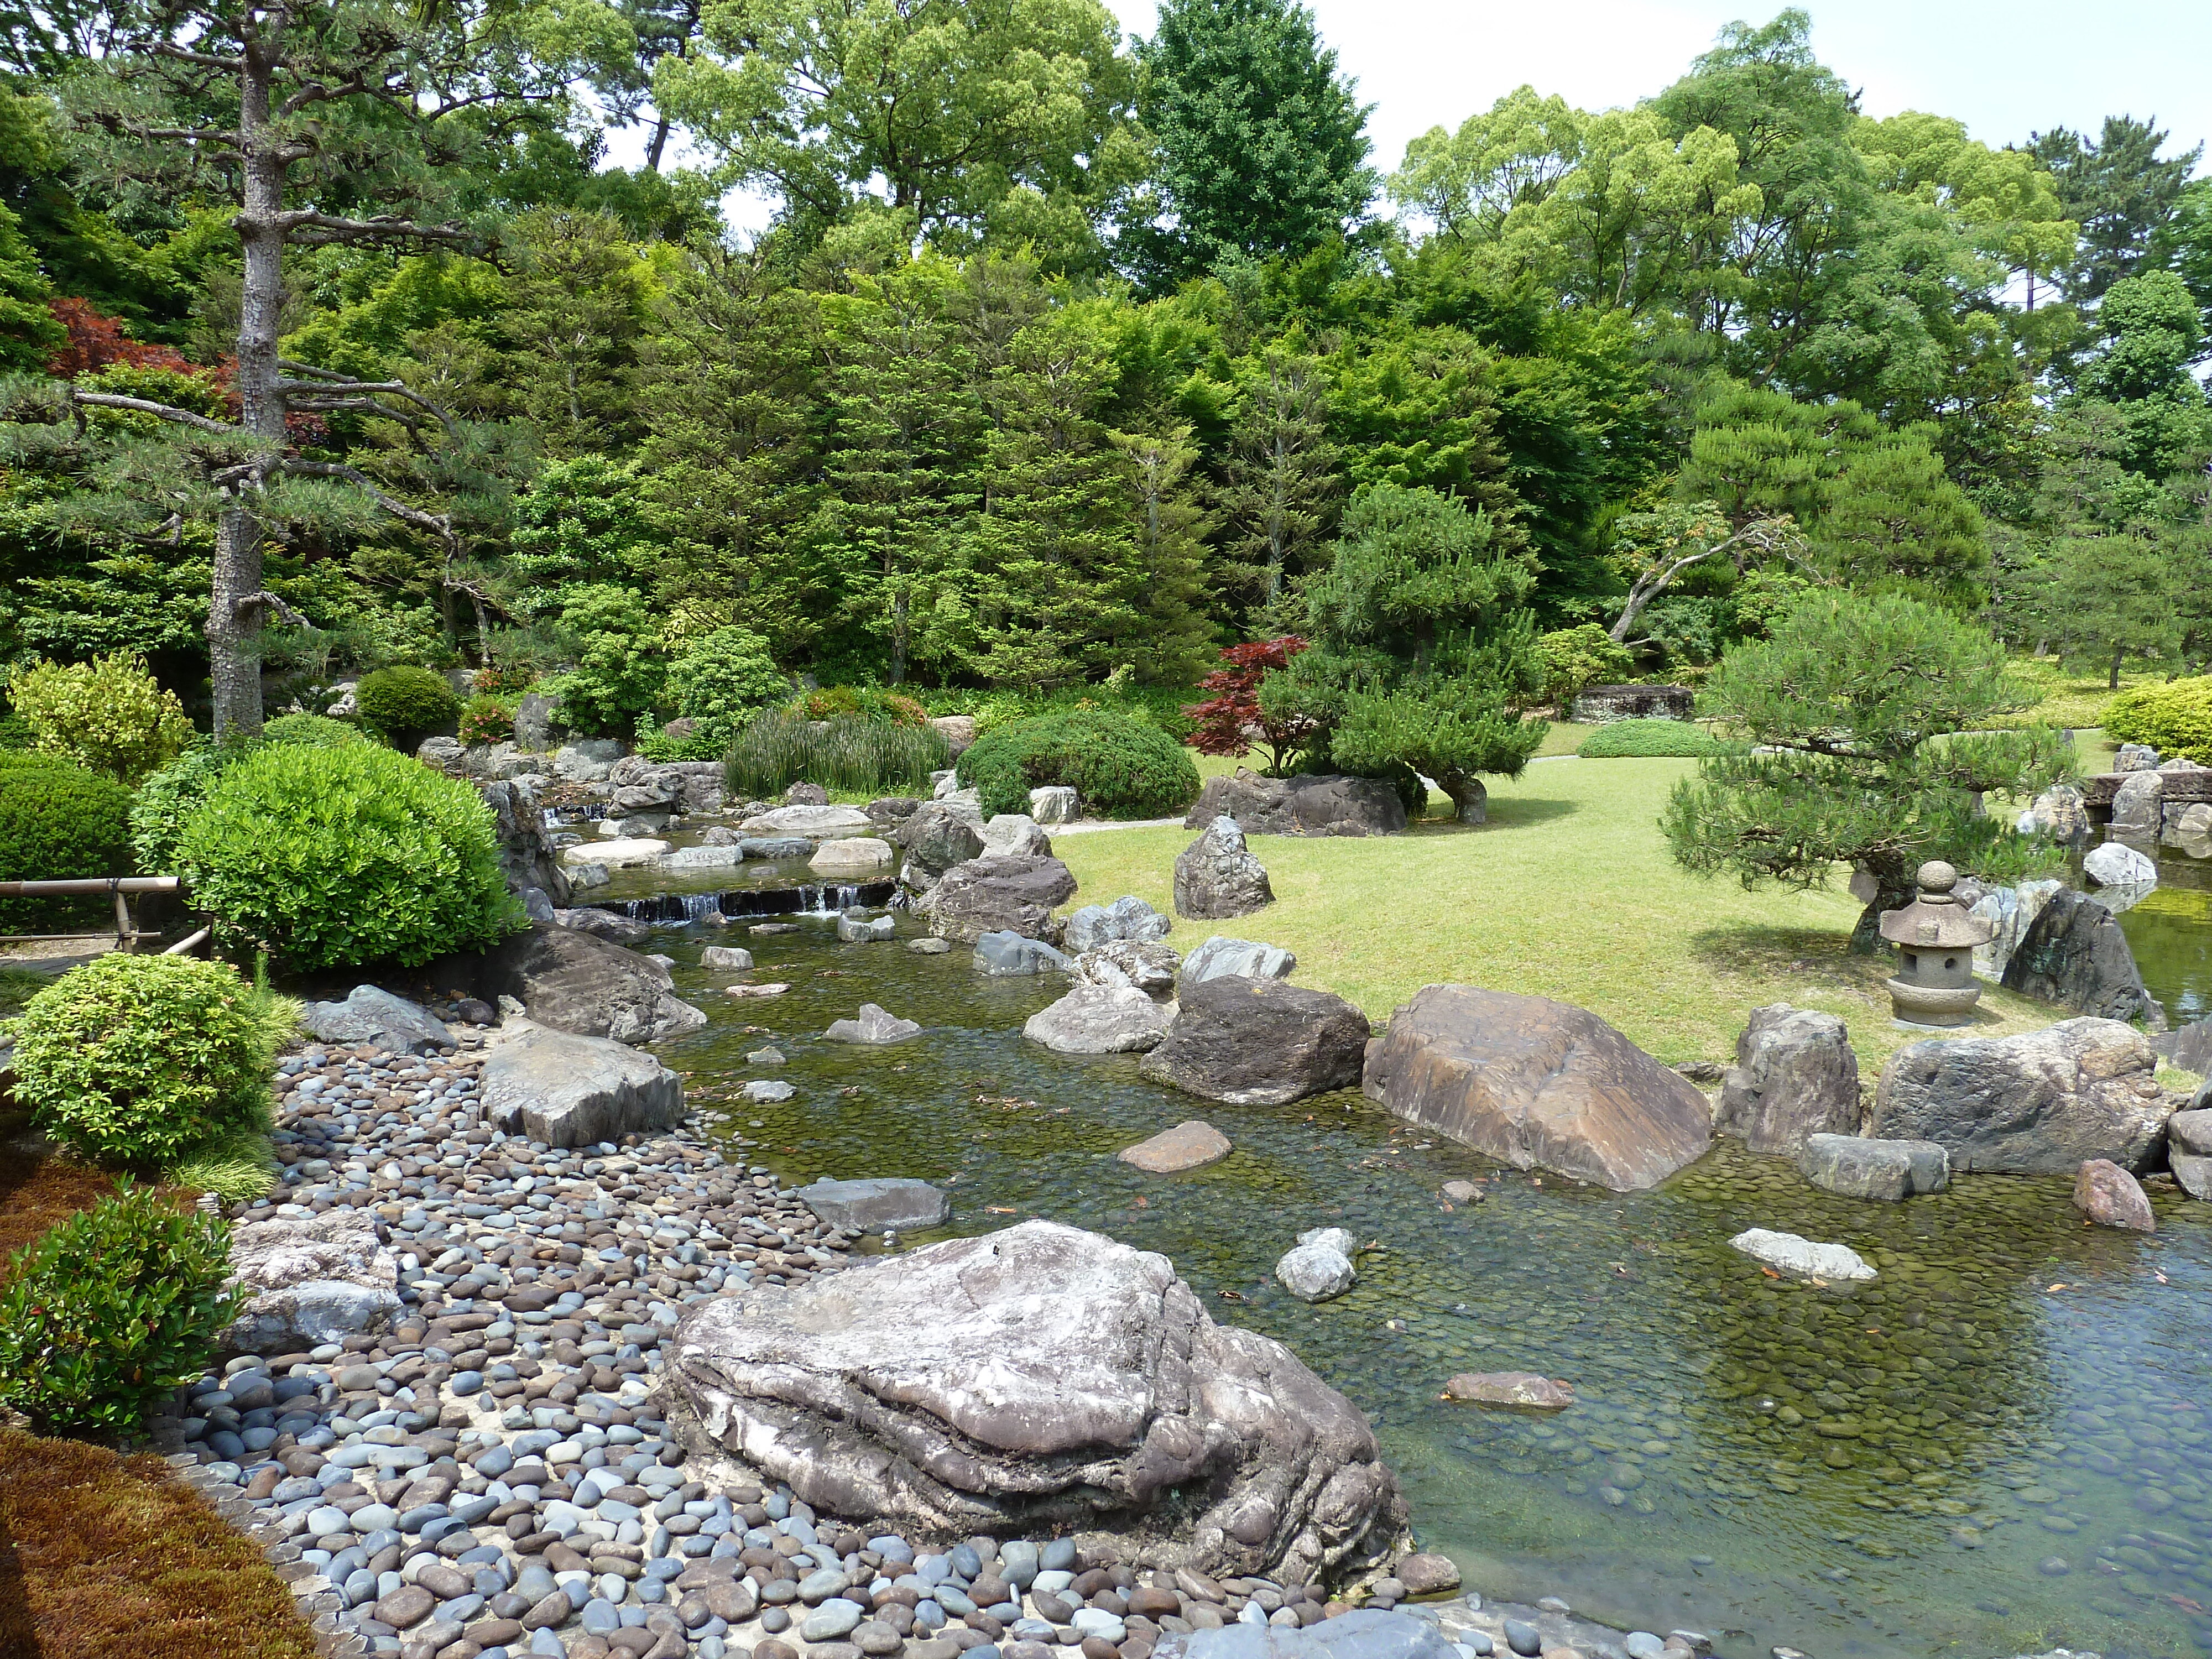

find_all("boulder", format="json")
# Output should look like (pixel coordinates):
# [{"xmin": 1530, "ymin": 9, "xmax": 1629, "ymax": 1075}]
[
  {"xmin": 300, "ymin": 986, "xmax": 452, "ymax": 1056},
  {"xmin": 458, "ymin": 924, "xmax": 708, "ymax": 1046},
  {"xmin": 1276, "ymin": 1234, "xmax": 1356, "ymax": 1303},
  {"xmin": 2083, "ymin": 840, "xmax": 2158, "ymax": 889},
  {"xmin": 1713, "ymin": 1005, "xmax": 1859, "ymax": 1155},
  {"xmin": 864, "ymin": 797, "xmax": 923, "ymax": 830},
  {"xmin": 1440, "ymin": 1373, "xmax": 1573, "ymax": 1411},
  {"xmin": 1361, "ymin": 987, "xmax": 1714, "ymax": 1193},
  {"xmin": 930, "ymin": 714, "xmax": 977, "ymax": 757},
  {"xmin": 785, "ymin": 782, "xmax": 830, "ymax": 806},
  {"xmin": 973, "ymin": 930, "xmax": 1073, "ymax": 977},
  {"xmin": 980, "ymin": 814, "xmax": 1054, "ymax": 859},
  {"xmin": 555, "ymin": 907, "xmax": 654, "ymax": 946},
  {"xmin": 916, "ymin": 854, "xmax": 1078, "ymax": 945},
  {"xmin": 613, "ymin": 775, "xmax": 679, "ymax": 812},
  {"xmin": 2172, "ymin": 1018, "xmax": 2212, "ymax": 1076},
  {"xmin": 1175, "ymin": 817, "xmax": 1274, "ymax": 920},
  {"xmin": 552, "ymin": 739, "xmax": 625, "ymax": 782},
  {"xmin": 1798, "ymin": 1134, "xmax": 1949, "ymax": 1202},
  {"xmin": 2116, "ymin": 743, "xmax": 2162, "ymax": 773},
  {"xmin": 661, "ymin": 844, "xmax": 742, "ymax": 870},
  {"xmin": 738, "ymin": 805, "xmax": 877, "ymax": 840},
  {"xmin": 895, "ymin": 802, "xmax": 987, "ymax": 891},
  {"xmin": 1065, "ymin": 895, "xmax": 1173, "ymax": 954},
  {"xmin": 479, "ymin": 778, "xmax": 572, "ymax": 907},
  {"xmin": 481, "ymin": 1026, "xmax": 685, "ymax": 1148},
  {"xmin": 1180, "ymin": 936, "xmax": 1296, "ymax": 988},
  {"xmin": 1029, "ymin": 785, "xmax": 1079, "ymax": 825},
  {"xmin": 837, "ymin": 911, "xmax": 896, "ymax": 943},
  {"xmin": 1024, "ymin": 984, "xmax": 1173, "ymax": 1053},
  {"xmin": 2018, "ymin": 782, "xmax": 2090, "ymax": 848},
  {"xmin": 222, "ymin": 1210, "xmax": 403, "ymax": 1354},
  {"xmin": 1140, "ymin": 977, "xmax": 1370, "ymax": 1107},
  {"xmin": 810, "ymin": 837, "xmax": 896, "ymax": 877},
  {"xmin": 800, "ymin": 1178, "xmax": 950, "ymax": 1232},
  {"xmin": 1969, "ymin": 879, "xmax": 2063, "ymax": 981},
  {"xmin": 743, "ymin": 1079, "xmax": 794, "ymax": 1103},
  {"xmin": 1183, "ymin": 770, "xmax": 1407, "ymax": 838},
  {"xmin": 2167, "ymin": 801, "xmax": 2212, "ymax": 854},
  {"xmin": 2111, "ymin": 770, "xmax": 2164, "ymax": 834},
  {"xmin": 1730, "ymin": 1228, "xmax": 1876, "ymax": 1281},
  {"xmin": 2072, "ymin": 1159, "xmax": 2154, "ymax": 1232},
  {"xmin": 701, "ymin": 946, "xmax": 754, "ymax": 971},
  {"xmin": 823, "ymin": 1003, "xmax": 922, "ymax": 1044},
  {"xmin": 1394, "ymin": 1554, "xmax": 1461, "ymax": 1596},
  {"xmin": 2167, "ymin": 1108, "xmax": 2212, "ymax": 1201},
  {"xmin": 561, "ymin": 836, "xmax": 669, "ymax": 868},
  {"xmin": 1155, "ymin": 1610, "xmax": 1457, "ymax": 1659},
  {"xmin": 1569, "ymin": 684, "xmax": 1694, "ymax": 723},
  {"xmin": 1870, "ymin": 1018, "xmax": 2168, "ymax": 1173},
  {"xmin": 1118, "ymin": 1121, "xmax": 1233, "ymax": 1173},
  {"xmin": 2000, "ymin": 888, "xmax": 2162, "ymax": 1026},
  {"xmin": 909, "ymin": 937, "xmax": 954, "ymax": 956},
  {"xmin": 513, "ymin": 691, "xmax": 557, "ymax": 753},
  {"xmin": 740, "ymin": 836, "xmax": 812, "ymax": 860},
  {"xmin": 662, "ymin": 1219, "xmax": 1405, "ymax": 1585},
  {"xmin": 1077, "ymin": 938, "xmax": 1182, "ymax": 1000}
]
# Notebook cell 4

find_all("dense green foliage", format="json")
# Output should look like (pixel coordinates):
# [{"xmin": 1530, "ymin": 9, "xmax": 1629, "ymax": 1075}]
[
  {"xmin": 2104, "ymin": 675, "xmax": 2212, "ymax": 763},
  {"xmin": 724, "ymin": 709, "xmax": 951, "ymax": 799},
  {"xmin": 958, "ymin": 708, "xmax": 1201, "ymax": 818},
  {"xmin": 176, "ymin": 744, "xmax": 519, "ymax": 969},
  {"xmin": 263, "ymin": 713, "xmax": 367, "ymax": 749},
  {"xmin": 667, "ymin": 627, "xmax": 792, "ymax": 747},
  {"xmin": 0, "ymin": 755, "xmax": 132, "ymax": 930},
  {"xmin": 7, "ymin": 650, "xmax": 190, "ymax": 781},
  {"xmin": 1662, "ymin": 592, "xmax": 2074, "ymax": 948},
  {"xmin": 353, "ymin": 665, "xmax": 462, "ymax": 750},
  {"xmin": 128, "ymin": 743, "xmax": 237, "ymax": 874},
  {"xmin": 9, "ymin": 953, "xmax": 288, "ymax": 1168},
  {"xmin": 0, "ymin": 1187, "xmax": 241, "ymax": 1434},
  {"xmin": 1578, "ymin": 719, "xmax": 1725, "ymax": 758},
  {"xmin": 1536, "ymin": 625, "xmax": 1634, "ymax": 701}
]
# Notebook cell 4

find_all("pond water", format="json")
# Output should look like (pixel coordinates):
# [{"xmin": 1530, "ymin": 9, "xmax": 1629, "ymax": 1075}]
[
  {"xmin": 2114, "ymin": 842, "xmax": 2212, "ymax": 1027},
  {"xmin": 617, "ymin": 906, "xmax": 2212, "ymax": 1659}
]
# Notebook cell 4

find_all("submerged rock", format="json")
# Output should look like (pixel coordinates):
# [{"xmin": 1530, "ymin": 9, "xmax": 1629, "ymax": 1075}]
[
  {"xmin": 662, "ymin": 1219, "xmax": 1406, "ymax": 1584},
  {"xmin": 1118, "ymin": 1120, "xmax": 1233, "ymax": 1173},
  {"xmin": 822, "ymin": 1003, "xmax": 923, "ymax": 1044},
  {"xmin": 1713, "ymin": 1005, "xmax": 1859, "ymax": 1155},
  {"xmin": 1798, "ymin": 1134, "xmax": 1949, "ymax": 1201},
  {"xmin": 300, "ymin": 985, "xmax": 452, "ymax": 1056},
  {"xmin": 837, "ymin": 910, "xmax": 896, "ymax": 942},
  {"xmin": 2072, "ymin": 1159, "xmax": 2154, "ymax": 1232},
  {"xmin": 1441, "ymin": 1373, "xmax": 1574, "ymax": 1411},
  {"xmin": 973, "ymin": 930, "xmax": 1073, "ymax": 976},
  {"xmin": 1361, "ymin": 987, "xmax": 1713, "ymax": 1192},
  {"xmin": 1174, "ymin": 816, "xmax": 1274, "ymax": 920},
  {"xmin": 481, "ymin": 1026, "xmax": 685, "ymax": 1148},
  {"xmin": 1730, "ymin": 1228, "xmax": 1877, "ymax": 1282},
  {"xmin": 1024, "ymin": 982, "xmax": 1173, "ymax": 1053},
  {"xmin": 1140, "ymin": 977, "xmax": 1370, "ymax": 1106}
]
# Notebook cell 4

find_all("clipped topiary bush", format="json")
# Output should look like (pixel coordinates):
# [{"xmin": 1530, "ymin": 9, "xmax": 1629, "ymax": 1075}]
[
  {"xmin": 0, "ymin": 1186, "xmax": 240, "ymax": 1434},
  {"xmin": 7, "ymin": 650, "xmax": 192, "ymax": 782},
  {"xmin": 1577, "ymin": 718, "xmax": 1726, "ymax": 758},
  {"xmin": 176, "ymin": 743, "xmax": 520, "ymax": 969},
  {"xmin": 353, "ymin": 665, "xmax": 461, "ymax": 749},
  {"xmin": 0, "ymin": 754, "xmax": 132, "ymax": 931},
  {"xmin": 958, "ymin": 709, "xmax": 1201, "ymax": 819},
  {"xmin": 2105, "ymin": 675, "xmax": 2212, "ymax": 764},
  {"xmin": 10, "ymin": 952, "xmax": 290, "ymax": 1167},
  {"xmin": 669, "ymin": 627, "xmax": 791, "ymax": 746}
]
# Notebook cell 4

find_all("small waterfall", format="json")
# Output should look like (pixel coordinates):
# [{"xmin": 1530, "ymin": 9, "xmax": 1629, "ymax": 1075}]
[{"xmin": 598, "ymin": 879, "xmax": 896, "ymax": 925}]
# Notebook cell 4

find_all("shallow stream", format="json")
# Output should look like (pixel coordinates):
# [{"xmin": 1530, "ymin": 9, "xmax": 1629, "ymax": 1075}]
[
  {"xmin": 2115, "ymin": 841, "xmax": 2212, "ymax": 1027},
  {"xmin": 602, "ymin": 901, "xmax": 2212, "ymax": 1659}
]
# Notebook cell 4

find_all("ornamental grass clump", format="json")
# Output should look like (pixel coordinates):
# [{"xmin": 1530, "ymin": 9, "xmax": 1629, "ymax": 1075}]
[
  {"xmin": 725, "ymin": 708, "xmax": 950, "ymax": 799},
  {"xmin": 176, "ymin": 742, "xmax": 519, "ymax": 969},
  {"xmin": 0, "ymin": 1187, "xmax": 240, "ymax": 1434}
]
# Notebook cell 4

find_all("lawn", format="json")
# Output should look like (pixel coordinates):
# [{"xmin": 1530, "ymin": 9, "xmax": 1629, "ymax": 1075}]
[
  {"xmin": 1057, "ymin": 754, "xmax": 2061, "ymax": 1073},
  {"xmin": 1991, "ymin": 654, "xmax": 2161, "ymax": 734}
]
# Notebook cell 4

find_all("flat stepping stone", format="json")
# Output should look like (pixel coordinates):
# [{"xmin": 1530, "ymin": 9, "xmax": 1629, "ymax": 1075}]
[
  {"xmin": 1731, "ymin": 1227, "xmax": 1876, "ymax": 1281},
  {"xmin": 1117, "ymin": 1121, "xmax": 1232, "ymax": 1173}
]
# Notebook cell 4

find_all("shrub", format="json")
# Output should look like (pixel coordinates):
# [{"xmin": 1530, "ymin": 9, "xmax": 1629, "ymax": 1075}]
[
  {"xmin": 263, "ymin": 712, "xmax": 364, "ymax": 749},
  {"xmin": 11, "ymin": 953, "xmax": 293, "ymax": 1169},
  {"xmin": 958, "ymin": 709, "xmax": 1202, "ymax": 819},
  {"xmin": 790, "ymin": 685, "xmax": 930, "ymax": 727},
  {"xmin": 176, "ymin": 743, "xmax": 519, "ymax": 969},
  {"xmin": 130, "ymin": 744, "xmax": 237, "ymax": 875},
  {"xmin": 550, "ymin": 583, "xmax": 664, "ymax": 736},
  {"xmin": 0, "ymin": 756, "xmax": 132, "ymax": 931},
  {"xmin": 669, "ymin": 627, "xmax": 790, "ymax": 747},
  {"xmin": 726, "ymin": 709, "xmax": 950, "ymax": 799},
  {"xmin": 1536, "ymin": 625, "xmax": 1634, "ymax": 702},
  {"xmin": 457, "ymin": 695, "xmax": 514, "ymax": 745},
  {"xmin": 0, "ymin": 1187, "xmax": 241, "ymax": 1434},
  {"xmin": 2105, "ymin": 675, "xmax": 2212, "ymax": 763},
  {"xmin": 353, "ymin": 665, "xmax": 461, "ymax": 749},
  {"xmin": 1577, "ymin": 718, "xmax": 1726, "ymax": 758},
  {"xmin": 7, "ymin": 651, "xmax": 191, "ymax": 781},
  {"xmin": 473, "ymin": 660, "xmax": 537, "ymax": 695},
  {"xmin": 1183, "ymin": 638, "xmax": 1319, "ymax": 775}
]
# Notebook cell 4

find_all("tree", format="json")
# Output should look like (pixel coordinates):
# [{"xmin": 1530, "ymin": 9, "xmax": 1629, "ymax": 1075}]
[
  {"xmin": 2031, "ymin": 115, "xmax": 2201, "ymax": 307},
  {"xmin": 1183, "ymin": 635, "xmax": 1316, "ymax": 773},
  {"xmin": 1662, "ymin": 589, "xmax": 2073, "ymax": 951},
  {"xmin": 1265, "ymin": 482, "xmax": 1546, "ymax": 822},
  {"xmin": 503, "ymin": 210, "xmax": 655, "ymax": 458},
  {"xmin": 1603, "ymin": 502, "xmax": 1804, "ymax": 644},
  {"xmin": 1389, "ymin": 85, "xmax": 1583, "ymax": 245},
  {"xmin": 1212, "ymin": 345, "xmax": 1338, "ymax": 620},
  {"xmin": 1128, "ymin": 0, "xmax": 1374, "ymax": 288}
]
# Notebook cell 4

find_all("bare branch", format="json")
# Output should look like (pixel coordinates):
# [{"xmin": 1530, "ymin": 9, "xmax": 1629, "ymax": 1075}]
[
  {"xmin": 236, "ymin": 590, "xmax": 307, "ymax": 626},
  {"xmin": 150, "ymin": 42, "xmax": 245, "ymax": 71},
  {"xmin": 278, "ymin": 458, "xmax": 457, "ymax": 547},
  {"xmin": 273, "ymin": 210, "xmax": 476, "ymax": 247},
  {"xmin": 69, "ymin": 392, "xmax": 238, "ymax": 435},
  {"xmin": 277, "ymin": 372, "xmax": 455, "ymax": 431}
]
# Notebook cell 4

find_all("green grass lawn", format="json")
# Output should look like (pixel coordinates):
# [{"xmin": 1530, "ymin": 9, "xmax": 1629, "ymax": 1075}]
[{"xmin": 1057, "ymin": 755, "xmax": 2059, "ymax": 1073}]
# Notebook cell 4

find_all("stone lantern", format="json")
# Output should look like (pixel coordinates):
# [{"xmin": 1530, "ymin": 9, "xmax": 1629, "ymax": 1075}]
[{"xmin": 1879, "ymin": 860, "xmax": 1995, "ymax": 1027}]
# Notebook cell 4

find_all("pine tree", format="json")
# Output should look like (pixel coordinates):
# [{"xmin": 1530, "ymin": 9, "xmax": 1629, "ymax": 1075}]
[
  {"xmin": 1213, "ymin": 346, "xmax": 1339, "ymax": 624},
  {"xmin": 2031, "ymin": 115, "xmax": 2203, "ymax": 307}
]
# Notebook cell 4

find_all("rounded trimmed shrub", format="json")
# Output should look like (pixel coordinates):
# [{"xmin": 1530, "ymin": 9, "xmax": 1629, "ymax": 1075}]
[
  {"xmin": 7, "ymin": 650, "xmax": 192, "ymax": 781},
  {"xmin": 0, "ymin": 1186, "xmax": 240, "ymax": 1434},
  {"xmin": 11, "ymin": 953, "xmax": 284, "ymax": 1167},
  {"xmin": 176, "ymin": 743, "xmax": 519, "ymax": 969},
  {"xmin": 263, "ymin": 712, "xmax": 366, "ymax": 748},
  {"xmin": 2105, "ymin": 675, "xmax": 2212, "ymax": 764},
  {"xmin": 1576, "ymin": 718, "xmax": 1725, "ymax": 758},
  {"xmin": 958, "ymin": 709, "xmax": 1201, "ymax": 819},
  {"xmin": 0, "ymin": 754, "xmax": 132, "ymax": 931},
  {"xmin": 669, "ymin": 627, "xmax": 791, "ymax": 744},
  {"xmin": 791, "ymin": 685, "xmax": 929, "ymax": 727},
  {"xmin": 130, "ymin": 743, "xmax": 239, "ymax": 874},
  {"xmin": 354, "ymin": 665, "xmax": 461, "ymax": 749}
]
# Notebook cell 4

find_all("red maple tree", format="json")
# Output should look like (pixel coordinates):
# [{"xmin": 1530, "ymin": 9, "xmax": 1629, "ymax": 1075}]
[
  {"xmin": 1182, "ymin": 636, "xmax": 1319, "ymax": 775},
  {"xmin": 44, "ymin": 296, "xmax": 197, "ymax": 377}
]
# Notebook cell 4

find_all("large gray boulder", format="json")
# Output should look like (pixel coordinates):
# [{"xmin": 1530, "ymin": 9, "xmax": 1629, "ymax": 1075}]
[
  {"xmin": 1180, "ymin": 936, "xmax": 1296, "ymax": 987},
  {"xmin": 1155, "ymin": 1610, "xmax": 1456, "ymax": 1659},
  {"xmin": 738, "ymin": 804, "xmax": 877, "ymax": 840},
  {"xmin": 799, "ymin": 1178, "xmax": 949, "ymax": 1232},
  {"xmin": 1024, "ymin": 983, "xmax": 1174, "ymax": 1053},
  {"xmin": 2111, "ymin": 770, "xmax": 2164, "ymax": 834},
  {"xmin": 461, "ymin": 924, "xmax": 707, "ymax": 1046},
  {"xmin": 1968, "ymin": 879, "xmax": 2063, "ymax": 981},
  {"xmin": 554, "ymin": 906, "xmax": 654, "ymax": 947},
  {"xmin": 1713, "ymin": 1004, "xmax": 1859, "ymax": 1155},
  {"xmin": 2000, "ymin": 888, "xmax": 2162, "ymax": 1026},
  {"xmin": 1183, "ymin": 771, "xmax": 1407, "ymax": 838},
  {"xmin": 1076, "ymin": 938, "xmax": 1182, "ymax": 1000},
  {"xmin": 512, "ymin": 691, "xmax": 557, "ymax": 753},
  {"xmin": 895, "ymin": 801, "xmax": 987, "ymax": 892},
  {"xmin": 980, "ymin": 814, "xmax": 1054, "ymax": 859},
  {"xmin": 1065, "ymin": 895, "xmax": 1172, "ymax": 954},
  {"xmin": 663, "ymin": 1220, "xmax": 1405, "ymax": 1585},
  {"xmin": 222, "ymin": 1211, "xmax": 403, "ymax": 1354},
  {"xmin": 2167, "ymin": 1108, "xmax": 2212, "ymax": 1200},
  {"xmin": 1140, "ymin": 977, "xmax": 1370, "ymax": 1106},
  {"xmin": 481, "ymin": 1026, "xmax": 685, "ymax": 1148},
  {"xmin": 1361, "ymin": 987, "xmax": 1713, "ymax": 1193},
  {"xmin": 2083, "ymin": 839, "xmax": 2158, "ymax": 889},
  {"xmin": 479, "ymin": 778, "xmax": 572, "ymax": 907},
  {"xmin": 1798, "ymin": 1134, "xmax": 1949, "ymax": 1201},
  {"xmin": 1175, "ymin": 816, "xmax": 1275, "ymax": 920},
  {"xmin": 1870, "ymin": 1018, "xmax": 2169, "ymax": 1173},
  {"xmin": 917, "ymin": 854, "xmax": 1078, "ymax": 945},
  {"xmin": 301, "ymin": 986, "xmax": 452, "ymax": 1056},
  {"xmin": 973, "ymin": 930, "xmax": 1072, "ymax": 977}
]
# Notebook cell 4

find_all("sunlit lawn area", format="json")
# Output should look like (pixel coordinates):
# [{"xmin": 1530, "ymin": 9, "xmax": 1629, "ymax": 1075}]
[{"xmin": 1058, "ymin": 754, "xmax": 2059, "ymax": 1073}]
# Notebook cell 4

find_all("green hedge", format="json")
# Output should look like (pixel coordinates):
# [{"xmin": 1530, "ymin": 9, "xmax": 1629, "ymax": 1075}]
[
  {"xmin": 177, "ymin": 743, "xmax": 519, "ymax": 969},
  {"xmin": 2105, "ymin": 675, "xmax": 2212, "ymax": 764},
  {"xmin": 1577, "ymin": 718, "xmax": 1725, "ymax": 758},
  {"xmin": 958, "ymin": 708, "xmax": 1201, "ymax": 818},
  {"xmin": 0, "ymin": 754, "xmax": 132, "ymax": 931},
  {"xmin": 354, "ymin": 665, "xmax": 461, "ymax": 749}
]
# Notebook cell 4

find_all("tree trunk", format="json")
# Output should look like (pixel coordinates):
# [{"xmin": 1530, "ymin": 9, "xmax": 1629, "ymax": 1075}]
[
  {"xmin": 1849, "ymin": 854, "xmax": 1917, "ymax": 955},
  {"xmin": 2109, "ymin": 642, "xmax": 2124, "ymax": 690},
  {"xmin": 1441, "ymin": 774, "xmax": 1487, "ymax": 825}
]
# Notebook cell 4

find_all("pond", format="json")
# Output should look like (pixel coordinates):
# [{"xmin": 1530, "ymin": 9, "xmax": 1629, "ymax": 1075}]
[
  {"xmin": 2114, "ymin": 841, "xmax": 2212, "ymax": 1027},
  {"xmin": 624, "ymin": 905, "xmax": 2209, "ymax": 1659}
]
